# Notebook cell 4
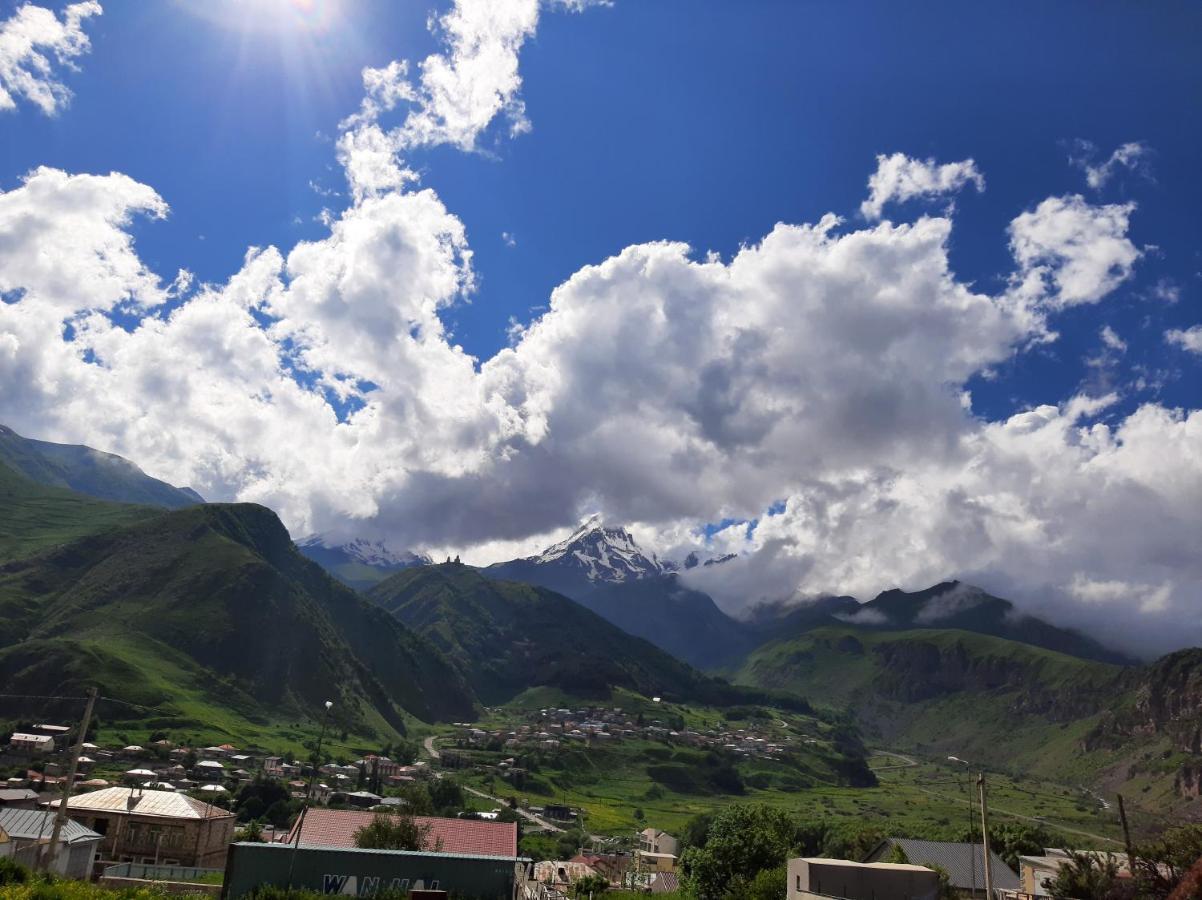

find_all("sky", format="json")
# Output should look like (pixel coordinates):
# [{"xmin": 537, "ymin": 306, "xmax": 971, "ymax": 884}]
[{"xmin": 1, "ymin": 0, "xmax": 1200, "ymax": 656}]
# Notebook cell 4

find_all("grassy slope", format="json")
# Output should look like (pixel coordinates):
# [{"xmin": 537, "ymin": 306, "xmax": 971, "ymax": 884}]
[
  {"xmin": 442, "ymin": 693, "xmax": 1124, "ymax": 842},
  {"xmin": 0, "ymin": 424, "xmax": 198, "ymax": 509},
  {"xmin": 0, "ymin": 497, "xmax": 475, "ymax": 750},
  {"xmin": 0, "ymin": 460, "xmax": 155, "ymax": 564},
  {"xmin": 367, "ymin": 563, "xmax": 804, "ymax": 711},
  {"xmin": 733, "ymin": 625, "xmax": 1193, "ymax": 816}
]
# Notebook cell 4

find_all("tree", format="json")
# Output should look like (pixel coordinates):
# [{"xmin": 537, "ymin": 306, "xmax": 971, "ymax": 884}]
[
  {"xmin": 1134, "ymin": 824, "xmax": 1202, "ymax": 897},
  {"xmin": 1048, "ymin": 851, "xmax": 1130, "ymax": 900},
  {"xmin": 886, "ymin": 844, "xmax": 910, "ymax": 864},
  {"xmin": 744, "ymin": 865, "xmax": 786, "ymax": 900},
  {"xmin": 923, "ymin": 863, "xmax": 959, "ymax": 900},
  {"xmin": 353, "ymin": 814, "xmax": 439, "ymax": 852},
  {"xmin": 573, "ymin": 874, "xmax": 608, "ymax": 897},
  {"xmin": 679, "ymin": 804, "xmax": 799, "ymax": 900}
]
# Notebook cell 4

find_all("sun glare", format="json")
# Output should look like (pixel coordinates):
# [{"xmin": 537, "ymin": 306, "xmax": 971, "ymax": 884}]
[{"xmin": 176, "ymin": 0, "xmax": 342, "ymax": 35}]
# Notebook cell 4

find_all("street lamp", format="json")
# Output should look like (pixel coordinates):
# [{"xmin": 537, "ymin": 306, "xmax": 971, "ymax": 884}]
[
  {"xmin": 306, "ymin": 701, "xmax": 334, "ymax": 804},
  {"xmin": 288, "ymin": 700, "xmax": 333, "ymax": 889},
  {"xmin": 948, "ymin": 756, "xmax": 977, "ymax": 896}
]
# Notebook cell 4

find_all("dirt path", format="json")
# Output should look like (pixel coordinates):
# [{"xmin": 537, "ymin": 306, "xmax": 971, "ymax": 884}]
[
  {"xmin": 915, "ymin": 786, "xmax": 1121, "ymax": 846},
  {"xmin": 422, "ymin": 735, "xmax": 441, "ymax": 760}
]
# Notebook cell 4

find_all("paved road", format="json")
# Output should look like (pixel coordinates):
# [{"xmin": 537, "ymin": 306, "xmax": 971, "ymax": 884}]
[
  {"xmin": 422, "ymin": 735, "xmax": 441, "ymax": 760},
  {"xmin": 462, "ymin": 785, "xmax": 567, "ymax": 834}
]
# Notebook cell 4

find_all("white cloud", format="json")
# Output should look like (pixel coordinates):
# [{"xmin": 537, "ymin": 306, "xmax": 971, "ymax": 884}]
[
  {"xmin": 0, "ymin": 1, "xmax": 1197, "ymax": 657},
  {"xmin": 860, "ymin": 152, "xmax": 984, "ymax": 221},
  {"xmin": 0, "ymin": 1, "xmax": 101, "ymax": 116},
  {"xmin": 1070, "ymin": 140, "xmax": 1152, "ymax": 190},
  {"xmin": 1007, "ymin": 195, "xmax": 1140, "ymax": 308},
  {"xmin": 1166, "ymin": 325, "xmax": 1202, "ymax": 354},
  {"xmin": 1099, "ymin": 325, "xmax": 1126, "ymax": 352}
]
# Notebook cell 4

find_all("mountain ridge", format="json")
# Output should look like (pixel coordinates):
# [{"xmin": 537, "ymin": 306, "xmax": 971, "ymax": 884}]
[
  {"xmin": 0, "ymin": 468, "xmax": 475, "ymax": 745},
  {"xmin": 0, "ymin": 424, "xmax": 202, "ymax": 509}
]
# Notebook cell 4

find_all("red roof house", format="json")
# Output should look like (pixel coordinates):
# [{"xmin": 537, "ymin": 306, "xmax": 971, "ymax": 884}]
[{"xmin": 288, "ymin": 809, "xmax": 518, "ymax": 858}]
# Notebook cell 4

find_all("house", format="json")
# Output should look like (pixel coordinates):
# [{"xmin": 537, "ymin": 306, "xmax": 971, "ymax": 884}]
[
  {"xmin": 787, "ymin": 857, "xmax": 940, "ymax": 900},
  {"xmin": 866, "ymin": 838, "xmax": 1020, "ymax": 898},
  {"xmin": 532, "ymin": 860, "xmax": 597, "ymax": 890},
  {"xmin": 193, "ymin": 760, "xmax": 225, "ymax": 782},
  {"xmin": 1014, "ymin": 849, "xmax": 1136, "ymax": 898},
  {"xmin": 287, "ymin": 808, "xmax": 518, "ymax": 857},
  {"xmin": 0, "ymin": 808, "xmax": 102, "ymax": 878},
  {"xmin": 639, "ymin": 827, "xmax": 679, "ymax": 857},
  {"xmin": 8, "ymin": 733, "xmax": 54, "ymax": 755},
  {"xmin": 33, "ymin": 725, "xmax": 72, "ymax": 748},
  {"xmin": 638, "ymin": 850, "xmax": 679, "ymax": 873},
  {"xmin": 571, "ymin": 852, "xmax": 630, "ymax": 882},
  {"xmin": 50, "ymin": 786, "xmax": 236, "ymax": 869},
  {"xmin": 344, "ymin": 790, "xmax": 383, "ymax": 808},
  {"xmin": 0, "ymin": 789, "xmax": 40, "ymax": 810}
]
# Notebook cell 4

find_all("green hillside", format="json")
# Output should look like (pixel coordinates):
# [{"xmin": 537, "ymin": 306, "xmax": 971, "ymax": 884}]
[
  {"xmin": 367, "ymin": 563, "xmax": 803, "ymax": 711},
  {"xmin": 0, "ymin": 423, "xmax": 201, "ymax": 509},
  {"xmin": 734, "ymin": 625, "xmax": 1202, "ymax": 816},
  {"xmin": 0, "ymin": 459, "xmax": 157, "ymax": 563},
  {"xmin": 0, "ymin": 498, "xmax": 475, "ymax": 749}
]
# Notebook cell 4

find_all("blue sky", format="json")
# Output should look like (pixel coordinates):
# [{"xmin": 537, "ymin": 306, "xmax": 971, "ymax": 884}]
[
  {"xmin": 1, "ymin": 0, "xmax": 1200, "ymax": 652},
  {"xmin": 7, "ymin": 0, "xmax": 1199, "ymax": 416}
]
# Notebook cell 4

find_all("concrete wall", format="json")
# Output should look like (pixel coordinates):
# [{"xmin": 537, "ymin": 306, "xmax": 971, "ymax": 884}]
[
  {"xmin": 225, "ymin": 842, "xmax": 526, "ymax": 900},
  {"xmin": 788, "ymin": 857, "xmax": 941, "ymax": 900}
]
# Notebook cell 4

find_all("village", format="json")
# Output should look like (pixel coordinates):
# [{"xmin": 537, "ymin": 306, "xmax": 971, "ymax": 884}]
[
  {"xmin": 0, "ymin": 718, "xmax": 1149, "ymax": 899},
  {"xmin": 450, "ymin": 704, "xmax": 817, "ymax": 758}
]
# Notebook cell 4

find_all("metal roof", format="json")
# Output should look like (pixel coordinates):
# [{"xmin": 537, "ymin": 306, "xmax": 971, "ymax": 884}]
[
  {"xmin": 0, "ymin": 808, "xmax": 101, "ymax": 844},
  {"xmin": 290, "ymin": 809, "xmax": 518, "ymax": 857},
  {"xmin": 871, "ymin": 838, "xmax": 1020, "ymax": 891},
  {"xmin": 53, "ymin": 787, "xmax": 235, "ymax": 821}
]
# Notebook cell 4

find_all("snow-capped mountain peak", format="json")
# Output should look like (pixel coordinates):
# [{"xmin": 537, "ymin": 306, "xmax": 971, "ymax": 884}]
[
  {"xmin": 297, "ymin": 534, "xmax": 431, "ymax": 568},
  {"xmin": 528, "ymin": 515, "xmax": 663, "ymax": 583}
]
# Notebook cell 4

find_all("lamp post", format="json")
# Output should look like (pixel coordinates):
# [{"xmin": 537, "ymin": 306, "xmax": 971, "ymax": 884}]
[
  {"xmin": 288, "ymin": 700, "xmax": 332, "ymax": 889},
  {"xmin": 948, "ymin": 756, "xmax": 977, "ymax": 896},
  {"xmin": 306, "ymin": 700, "xmax": 333, "ymax": 804}
]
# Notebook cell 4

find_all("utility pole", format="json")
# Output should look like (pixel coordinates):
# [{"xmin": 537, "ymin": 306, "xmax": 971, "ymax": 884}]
[
  {"xmin": 43, "ymin": 686, "xmax": 98, "ymax": 874},
  {"xmin": 949, "ymin": 756, "xmax": 976, "ymax": 894},
  {"xmin": 1117, "ymin": 794, "xmax": 1138, "ymax": 879},
  {"xmin": 978, "ymin": 773, "xmax": 994, "ymax": 900}
]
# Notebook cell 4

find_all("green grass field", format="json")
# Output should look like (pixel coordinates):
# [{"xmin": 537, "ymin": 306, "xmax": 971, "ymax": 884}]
[{"xmin": 430, "ymin": 689, "xmax": 1125, "ymax": 845}]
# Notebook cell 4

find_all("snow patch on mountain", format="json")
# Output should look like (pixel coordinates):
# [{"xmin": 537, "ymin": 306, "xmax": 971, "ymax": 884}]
[
  {"xmin": 526, "ymin": 515, "xmax": 664, "ymax": 583},
  {"xmin": 297, "ymin": 534, "xmax": 431, "ymax": 568}
]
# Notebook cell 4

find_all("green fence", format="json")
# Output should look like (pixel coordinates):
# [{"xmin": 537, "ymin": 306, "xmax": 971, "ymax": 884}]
[{"xmin": 222, "ymin": 842, "xmax": 531, "ymax": 899}]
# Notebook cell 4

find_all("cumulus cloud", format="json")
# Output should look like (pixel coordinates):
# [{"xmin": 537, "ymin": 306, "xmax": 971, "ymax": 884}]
[
  {"xmin": 1166, "ymin": 325, "xmax": 1202, "ymax": 354},
  {"xmin": 1070, "ymin": 140, "xmax": 1153, "ymax": 190},
  {"xmin": 860, "ymin": 152, "xmax": 984, "ymax": 221},
  {"xmin": 336, "ymin": 0, "xmax": 604, "ymax": 199},
  {"xmin": 1007, "ymin": 195, "xmax": 1140, "ymax": 308},
  {"xmin": 0, "ymin": 0, "xmax": 1197, "ymax": 657},
  {"xmin": 679, "ymin": 399, "xmax": 1202, "ymax": 658},
  {"xmin": 0, "ymin": 1, "xmax": 101, "ymax": 115}
]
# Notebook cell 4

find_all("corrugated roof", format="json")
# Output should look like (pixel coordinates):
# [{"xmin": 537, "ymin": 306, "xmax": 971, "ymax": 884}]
[
  {"xmin": 0, "ymin": 808, "xmax": 101, "ymax": 844},
  {"xmin": 873, "ymin": 838, "xmax": 1019, "ymax": 891},
  {"xmin": 290, "ymin": 809, "xmax": 517, "ymax": 858},
  {"xmin": 0, "ymin": 789, "xmax": 39, "ymax": 802},
  {"xmin": 53, "ymin": 787, "xmax": 234, "ymax": 821}
]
